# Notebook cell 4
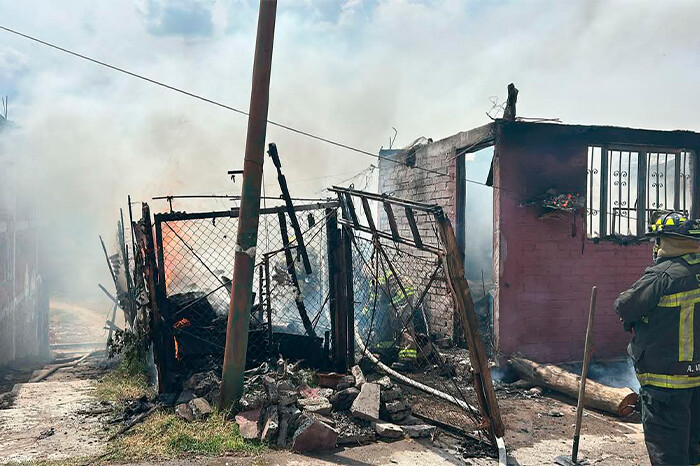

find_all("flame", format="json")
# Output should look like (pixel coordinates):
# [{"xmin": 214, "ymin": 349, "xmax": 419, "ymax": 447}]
[
  {"xmin": 174, "ymin": 336, "xmax": 181, "ymax": 361},
  {"xmin": 161, "ymin": 221, "xmax": 187, "ymax": 292},
  {"xmin": 174, "ymin": 318, "xmax": 191, "ymax": 330}
]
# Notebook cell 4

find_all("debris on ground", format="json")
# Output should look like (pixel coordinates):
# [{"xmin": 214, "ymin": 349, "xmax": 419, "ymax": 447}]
[
  {"xmin": 38, "ymin": 427, "xmax": 55, "ymax": 439},
  {"xmin": 164, "ymin": 359, "xmax": 444, "ymax": 452}
]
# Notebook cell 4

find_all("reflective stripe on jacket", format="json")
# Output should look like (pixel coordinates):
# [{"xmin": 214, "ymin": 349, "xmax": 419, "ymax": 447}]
[
  {"xmin": 614, "ymin": 253, "xmax": 700, "ymax": 389},
  {"xmin": 362, "ymin": 272, "xmax": 415, "ymax": 315}
]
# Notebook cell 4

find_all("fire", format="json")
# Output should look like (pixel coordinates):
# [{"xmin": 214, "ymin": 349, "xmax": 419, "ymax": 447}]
[
  {"xmin": 174, "ymin": 318, "xmax": 191, "ymax": 330},
  {"xmin": 161, "ymin": 221, "xmax": 187, "ymax": 292},
  {"xmin": 174, "ymin": 336, "xmax": 182, "ymax": 361}
]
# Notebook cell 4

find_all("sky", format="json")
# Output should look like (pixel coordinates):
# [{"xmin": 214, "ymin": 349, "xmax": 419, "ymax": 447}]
[{"xmin": 1, "ymin": 0, "xmax": 699, "ymax": 298}]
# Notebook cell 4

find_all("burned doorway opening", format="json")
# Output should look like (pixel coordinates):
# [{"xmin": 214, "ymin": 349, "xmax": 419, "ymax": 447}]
[{"xmin": 456, "ymin": 145, "xmax": 495, "ymax": 350}]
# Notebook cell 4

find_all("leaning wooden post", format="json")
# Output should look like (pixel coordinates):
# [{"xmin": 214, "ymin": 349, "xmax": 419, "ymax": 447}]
[
  {"xmin": 220, "ymin": 0, "xmax": 277, "ymax": 409},
  {"xmin": 434, "ymin": 208, "xmax": 505, "ymax": 441},
  {"xmin": 571, "ymin": 286, "xmax": 598, "ymax": 464}
]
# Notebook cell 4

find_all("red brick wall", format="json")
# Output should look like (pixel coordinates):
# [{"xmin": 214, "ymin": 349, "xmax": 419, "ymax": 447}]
[{"xmin": 493, "ymin": 123, "xmax": 653, "ymax": 362}]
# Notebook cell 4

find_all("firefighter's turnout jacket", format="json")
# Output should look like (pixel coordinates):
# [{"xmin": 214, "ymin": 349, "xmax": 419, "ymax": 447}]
[
  {"xmin": 361, "ymin": 271, "xmax": 418, "ymax": 361},
  {"xmin": 614, "ymin": 253, "xmax": 700, "ymax": 389}
]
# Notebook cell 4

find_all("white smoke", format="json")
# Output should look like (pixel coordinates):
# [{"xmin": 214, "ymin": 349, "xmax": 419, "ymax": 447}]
[{"xmin": 2, "ymin": 0, "xmax": 700, "ymax": 301}]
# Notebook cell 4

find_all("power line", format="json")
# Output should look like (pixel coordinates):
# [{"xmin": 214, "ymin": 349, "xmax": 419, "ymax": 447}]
[{"xmin": 0, "ymin": 25, "xmax": 450, "ymax": 177}]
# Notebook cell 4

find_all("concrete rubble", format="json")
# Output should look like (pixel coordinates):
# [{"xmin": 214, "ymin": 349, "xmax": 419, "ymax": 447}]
[
  {"xmin": 189, "ymin": 397, "xmax": 213, "ymax": 420},
  {"xmin": 170, "ymin": 361, "xmax": 439, "ymax": 452},
  {"xmin": 350, "ymin": 382, "xmax": 380, "ymax": 421}
]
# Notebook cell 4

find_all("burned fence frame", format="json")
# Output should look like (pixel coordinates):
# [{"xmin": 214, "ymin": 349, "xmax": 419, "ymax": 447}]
[
  {"xmin": 329, "ymin": 186, "xmax": 505, "ymax": 442},
  {"xmin": 139, "ymin": 200, "xmax": 358, "ymax": 391}
]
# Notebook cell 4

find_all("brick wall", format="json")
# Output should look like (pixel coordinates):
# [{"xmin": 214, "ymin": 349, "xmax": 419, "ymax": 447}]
[
  {"xmin": 492, "ymin": 122, "xmax": 654, "ymax": 362},
  {"xmin": 378, "ymin": 128, "xmax": 491, "ymax": 338}
]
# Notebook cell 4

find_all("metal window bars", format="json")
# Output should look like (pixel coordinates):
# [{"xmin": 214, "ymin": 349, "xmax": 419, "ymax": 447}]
[{"xmin": 587, "ymin": 146, "xmax": 695, "ymax": 238}]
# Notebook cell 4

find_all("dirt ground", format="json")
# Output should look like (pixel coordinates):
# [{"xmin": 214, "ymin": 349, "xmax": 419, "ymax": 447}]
[
  {"xmin": 0, "ymin": 358, "xmax": 651, "ymax": 466},
  {"xmin": 0, "ymin": 375, "xmax": 109, "ymax": 463},
  {"xmin": 0, "ymin": 301, "xmax": 652, "ymax": 465},
  {"xmin": 126, "ymin": 439, "xmax": 466, "ymax": 466}
]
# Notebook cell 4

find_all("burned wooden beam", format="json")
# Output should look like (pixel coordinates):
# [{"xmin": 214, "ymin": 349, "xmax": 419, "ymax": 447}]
[
  {"xmin": 135, "ymin": 202, "xmax": 168, "ymax": 393},
  {"xmin": 434, "ymin": 210, "xmax": 504, "ymax": 440},
  {"xmin": 360, "ymin": 197, "xmax": 377, "ymax": 233},
  {"xmin": 503, "ymin": 83, "xmax": 518, "ymax": 120},
  {"xmin": 99, "ymin": 235, "xmax": 118, "ymax": 290},
  {"xmin": 382, "ymin": 201, "xmax": 400, "ymax": 240},
  {"xmin": 268, "ymin": 143, "xmax": 312, "ymax": 275},
  {"xmin": 404, "ymin": 207, "xmax": 424, "ymax": 249},
  {"xmin": 343, "ymin": 193, "xmax": 360, "ymax": 228},
  {"xmin": 277, "ymin": 211, "xmax": 317, "ymax": 339},
  {"xmin": 325, "ymin": 208, "xmax": 347, "ymax": 371}
]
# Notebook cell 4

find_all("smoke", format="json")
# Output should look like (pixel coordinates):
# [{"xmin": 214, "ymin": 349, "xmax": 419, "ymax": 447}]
[
  {"xmin": 586, "ymin": 358, "xmax": 641, "ymax": 393},
  {"xmin": 563, "ymin": 358, "xmax": 641, "ymax": 393},
  {"xmin": 2, "ymin": 0, "xmax": 700, "ymax": 303}
]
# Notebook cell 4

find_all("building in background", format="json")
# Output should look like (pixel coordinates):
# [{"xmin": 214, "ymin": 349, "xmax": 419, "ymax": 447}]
[{"xmin": 0, "ymin": 112, "xmax": 50, "ymax": 366}]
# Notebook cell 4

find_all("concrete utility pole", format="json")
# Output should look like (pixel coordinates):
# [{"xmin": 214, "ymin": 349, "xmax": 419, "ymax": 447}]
[{"xmin": 220, "ymin": 0, "xmax": 277, "ymax": 409}]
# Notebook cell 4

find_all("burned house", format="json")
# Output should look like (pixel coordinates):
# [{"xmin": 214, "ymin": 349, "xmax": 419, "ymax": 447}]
[
  {"xmin": 379, "ymin": 118, "xmax": 700, "ymax": 363},
  {"xmin": 0, "ymin": 114, "xmax": 50, "ymax": 366}
]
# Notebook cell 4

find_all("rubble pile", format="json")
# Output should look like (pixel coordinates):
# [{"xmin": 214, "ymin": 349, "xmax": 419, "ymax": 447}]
[{"xmin": 173, "ymin": 363, "xmax": 436, "ymax": 452}]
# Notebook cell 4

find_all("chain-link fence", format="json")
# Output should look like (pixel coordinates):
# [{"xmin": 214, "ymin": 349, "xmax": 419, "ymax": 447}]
[{"xmin": 152, "ymin": 203, "xmax": 338, "ymax": 386}]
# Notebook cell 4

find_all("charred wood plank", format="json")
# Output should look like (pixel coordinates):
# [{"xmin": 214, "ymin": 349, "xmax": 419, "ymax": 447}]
[
  {"xmin": 361, "ymin": 197, "xmax": 376, "ymax": 233},
  {"xmin": 135, "ymin": 203, "xmax": 167, "ymax": 393},
  {"xmin": 326, "ymin": 208, "xmax": 343, "ymax": 370},
  {"xmin": 99, "ymin": 235, "xmax": 118, "ymax": 290},
  {"xmin": 383, "ymin": 202, "xmax": 400, "ymax": 240},
  {"xmin": 278, "ymin": 211, "xmax": 317, "ymax": 339},
  {"xmin": 404, "ymin": 207, "xmax": 424, "ymax": 249},
  {"xmin": 153, "ymin": 202, "xmax": 339, "ymax": 223},
  {"xmin": 434, "ymin": 209, "xmax": 504, "ymax": 440},
  {"xmin": 344, "ymin": 193, "xmax": 360, "ymax": 228},
  {"xmin": 268, "ymin": 143, "xmax": 312, "ymax": 275}
]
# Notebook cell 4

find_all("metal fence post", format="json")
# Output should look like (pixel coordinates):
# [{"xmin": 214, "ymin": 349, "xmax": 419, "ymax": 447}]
[
  {"xmin": 342, "ymin": 226, "xmax": 355, "ymax": 367},
  {"xmin": 325, "ymin": 208, "xmax": 346, "ymax": 371}
]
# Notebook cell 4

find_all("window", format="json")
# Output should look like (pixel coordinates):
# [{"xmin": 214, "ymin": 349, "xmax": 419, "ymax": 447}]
[{"xmin": 586, "ymin": 146, "xmax": 694, "ymax": 238}]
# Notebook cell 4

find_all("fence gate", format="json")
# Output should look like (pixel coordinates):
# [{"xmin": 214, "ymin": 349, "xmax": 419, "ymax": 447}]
[{"xmin": 329, "ymin": 186, "xmax": 505, "ymax": 445}]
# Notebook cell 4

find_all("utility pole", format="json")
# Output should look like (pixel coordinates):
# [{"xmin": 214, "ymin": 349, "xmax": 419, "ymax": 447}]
[{"xmin": 220, "ymin": 0, "xmax": 277, "ymax": 409}]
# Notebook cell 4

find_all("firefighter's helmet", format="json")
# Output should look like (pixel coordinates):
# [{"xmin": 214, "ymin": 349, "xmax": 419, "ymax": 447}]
[{"xmin": 646, "ymin": 211, "xmax": 700, "ymax": 241}]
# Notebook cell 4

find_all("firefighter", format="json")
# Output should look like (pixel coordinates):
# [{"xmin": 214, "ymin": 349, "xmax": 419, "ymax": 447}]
[
  {"xmin": 360, "ymin": 267, "xmax": 425, "ymax": 370},
  {"xmin": 614, "ymin": 211, "xmax": 700, "ymax": 466}
]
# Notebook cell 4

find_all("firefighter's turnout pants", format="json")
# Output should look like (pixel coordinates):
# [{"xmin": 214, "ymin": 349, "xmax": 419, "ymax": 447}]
[
  {"xmin": 639, "ymin": 385, "xmax": 700, "ymax": 465},
  {"xmin": 615, "ymin": 253, "xmax": 700, "ymax": 465}
]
